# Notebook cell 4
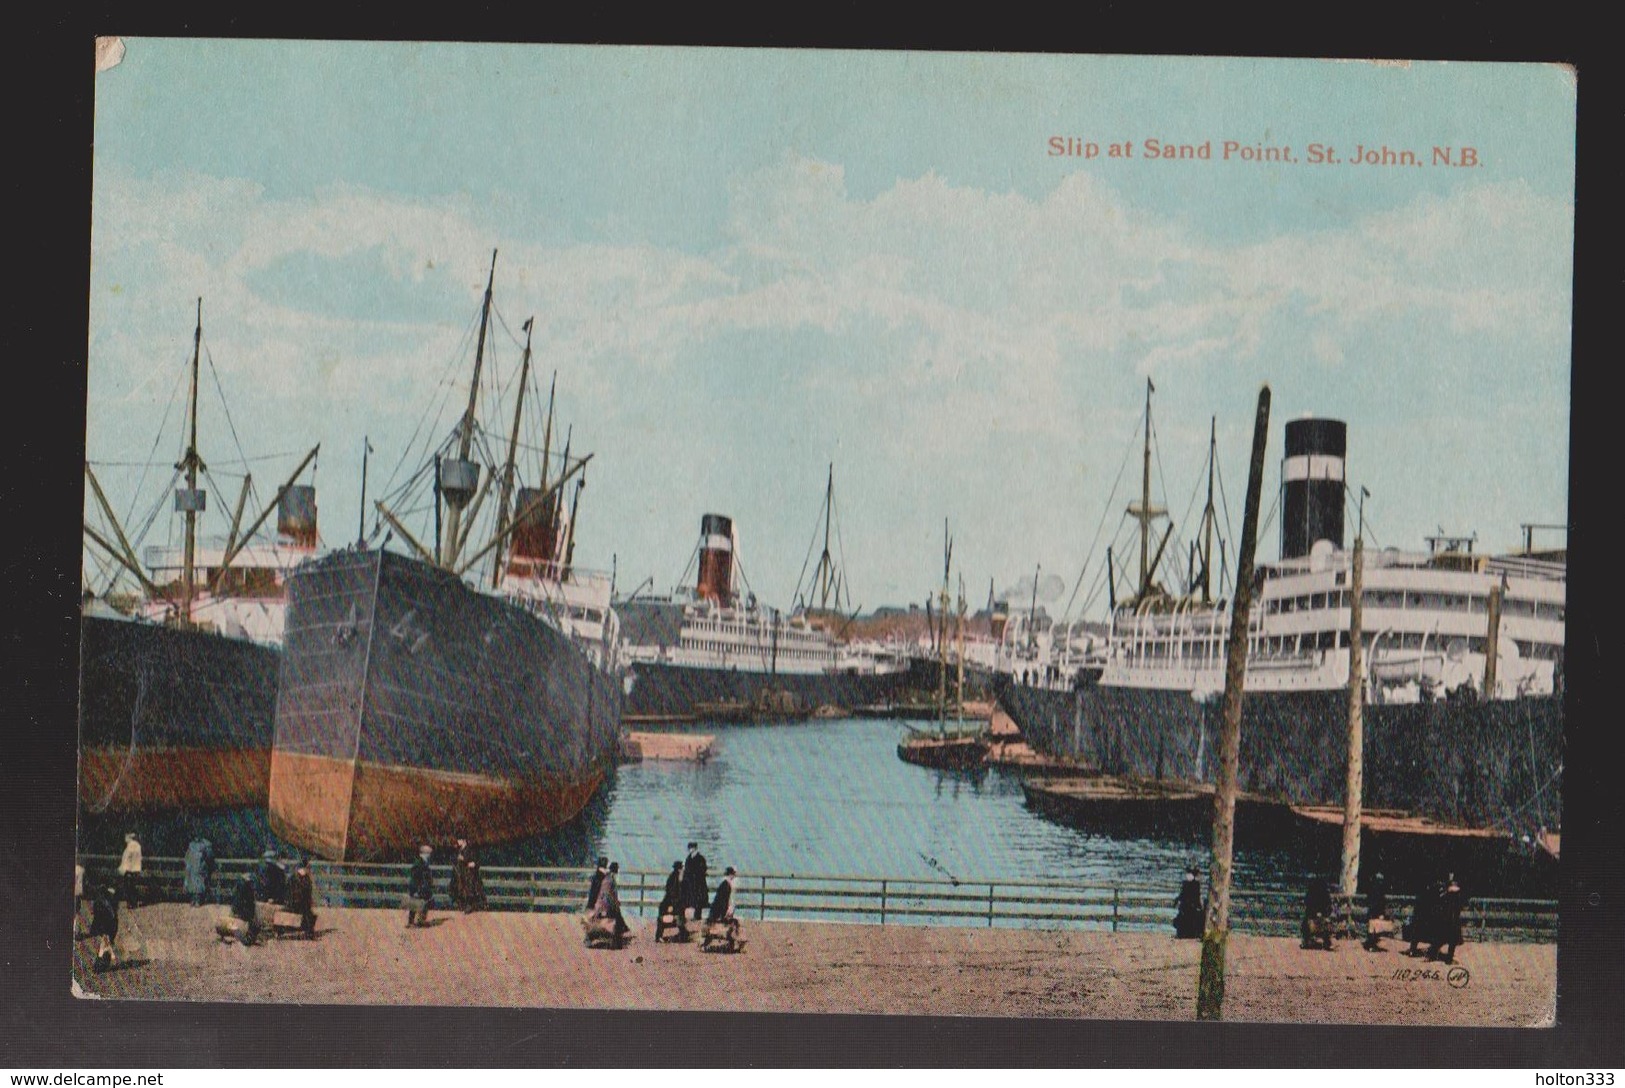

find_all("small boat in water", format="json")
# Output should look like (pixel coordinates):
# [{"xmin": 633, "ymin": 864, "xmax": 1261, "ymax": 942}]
[
  {"xmin": 896, "ymin": 728, "xmax": 991, "ymax": 771},
  {"xmin": 896, "ymin": 522, "xmax": 990, "ymax": 771}
]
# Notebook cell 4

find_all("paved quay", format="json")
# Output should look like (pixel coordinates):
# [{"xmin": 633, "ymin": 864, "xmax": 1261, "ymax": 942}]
[{"xmin": 73, "ymin": 904, "xmax": 1554, "ymax": 1026}]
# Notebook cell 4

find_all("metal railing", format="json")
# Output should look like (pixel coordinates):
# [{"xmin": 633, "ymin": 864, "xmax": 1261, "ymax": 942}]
[{"xmin": 78, "ymin": 856, "xmax": 1558, "ymax": 943}]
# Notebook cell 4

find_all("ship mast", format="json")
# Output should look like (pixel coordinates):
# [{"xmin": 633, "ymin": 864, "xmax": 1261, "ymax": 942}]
[
  {"xmin": 1127, "ymin": 378, "xmax": 1167, "ymax": 604},
  {"xmin": 442, "ymin": 250, "xmax": 498, "ymax": 570},
  {"xmin": 491, "ymin": 318, "xmax": 534, "ymax": 588},
  {"xmin": 178, "ymin": 298, "xmax": 206, "ymax": 626},
  {"xmin": 814, "ymin": 464, "xmax": 837, "ymax": 611},
  {"xmin": 1200, "ymin": 416, "xmax": 1217, "ymax": 604}
]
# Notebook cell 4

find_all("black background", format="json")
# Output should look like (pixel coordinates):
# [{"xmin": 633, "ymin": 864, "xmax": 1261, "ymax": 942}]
[{"xmin": 8, "ymin": 6, "xmax": 1619, "ymax": 1068}]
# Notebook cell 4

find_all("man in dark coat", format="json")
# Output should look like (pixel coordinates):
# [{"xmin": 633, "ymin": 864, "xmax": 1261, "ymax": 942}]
[
  {"xmin": 229, "ymin": 873, "xmax": 261, "ymax": 946},
  {"xmin": 656, "ymin": 860, "xmax": 687, "ymax": 943},
  {"xmin": 707, "ymin": 866, "xmax": 740, "ymax": 942},
  {"xmin": 586, "ymin": 856, "xmax": 609, "ymax": 910},
  {"xmin": 406, "ymin": 844, "xmax": 435, "ymax": 927},
  {"xmin": 89, "ymin": 881, "xmax": 120, "ymax": 972},
  {"xmin": 451, "ymin": 838, "xmax": 487, "ymax": 913},
  {"xmin": 1427, "ymin": 875, "xmax": 1466, "ymax": 964},
  {"xmin": 1172, "ymin": 867, "xmax": 1205, "ymax": 939},
  {"xmin": 256, "ymin": 849, "xmax": 287, "ymax": 905},
  {"xmin": 1405, "ymin": 876, "xmax": 1441, "ymax": 956},
  {"xmin": 1301, "ymin": 877, "xmax": 1335, "ymax": 950},
  {"xmin": 284, "ymin": 857, "xmax": 318, "ymax": 938},
  {"xmin": 680, "ymin": 842, "xmax": 709, "ymax": 922}
]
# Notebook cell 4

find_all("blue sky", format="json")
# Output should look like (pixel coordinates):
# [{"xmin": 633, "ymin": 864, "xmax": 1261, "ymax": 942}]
[{"xmin": 86, "ymin": 42, "xmax": 1575, "ymax": 615}]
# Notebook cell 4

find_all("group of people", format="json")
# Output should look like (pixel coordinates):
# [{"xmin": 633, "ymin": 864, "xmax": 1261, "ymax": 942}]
[
  {"xmin": 221, "ymin": 848, "xmax": 319, "ymax": 945},
  {"xmin": 1171, "ymin": 863, "xmax": 1468, "ymax": 965},
  {"xmin": 586, "ymin": 842, "xmax": 740, "ymax": 950},
  {"xmin": 76, "ymin": 832, "xmax": 150, "ymax": 972},
  {"xmin": 404, "ymin": 837, "xmax": 489, "ymax": 928},
  {"xmin": 1297, "ymin": 869, "xmax": 1467, "ymax": 961},
  {"xmin": 1401, "ymin": 872, "xmax": 1468, "ymax": 964}
]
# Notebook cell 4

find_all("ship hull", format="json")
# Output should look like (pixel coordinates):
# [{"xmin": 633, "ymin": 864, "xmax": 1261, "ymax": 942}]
[
  {"xmin": 270, "ymin": 549, "xmax": 622, "ymax": 860},
  {"xmin": 997, "ymin": 677, "xmax": 1562, "ymax": 833},
  {"xmin": 623, "ymin": 659, "xmax": 905, "ymax": 721},
  {"xmin": 78, "ymin": 614, "xmax": 279, "ymax": 812}
]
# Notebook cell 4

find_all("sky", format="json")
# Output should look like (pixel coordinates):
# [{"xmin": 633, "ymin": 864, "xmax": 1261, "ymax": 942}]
[{"xmin": 85, "ymin": 42, "xmax": 1575, "ymax": 619}]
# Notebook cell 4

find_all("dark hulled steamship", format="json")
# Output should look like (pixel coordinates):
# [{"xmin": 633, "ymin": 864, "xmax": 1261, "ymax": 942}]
[
  {"xmin": 619, "ymin": 513, "xmax": 908, "ymax": 721},
  {"xmin": 999, "ymin": 392, "xmax": 1564, "ymax": 836},
  {"xmin": 79, "ymin": 301, "xmax": 321, "ymax": 812},
  {"xmin": 268, "ymin": 254, "xmax": 623, "ymax": 860}
]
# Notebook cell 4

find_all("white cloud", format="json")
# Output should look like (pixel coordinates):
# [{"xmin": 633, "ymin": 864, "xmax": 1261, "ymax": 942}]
[{"xmin": 86, "ymin": 157, "xmax": 1572, "ymax": 604}]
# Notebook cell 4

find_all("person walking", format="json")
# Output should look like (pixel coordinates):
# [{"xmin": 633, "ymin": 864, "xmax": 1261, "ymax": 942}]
[
  {"xmin": 707, "ymin": 865, "xmax": 741, "ymax": 943},
  {"xmin": 89, "ymin": 880, "xmax": 120, "ymax": 971},
  {"xmin": 284, "ymin": 857, "xmax": 319, "ymax": 939},
  {"xmin": 1405, "ymin": 875, "xmax": 1442, "ymax": 957},
  {"xmin": 680, "ymin": 841, "xmax": 709, "ymax": 923},
  {"xmin": 406, "ymin": 844, "xmax": 435, "ymax": 927},
  {"xmin": 1301, "ymin": 876, "xmax": 1335, "ymax": 950},
  {"xmin": 183, "ymin": 836, "xmax": 216, "ymax": 907},
  {"xmin": 593, "ymin": 861, "xmax": 631, "ymax": 948},
  {"xmin": 451, "ymin": 838, "xmax": 487, "ymax": 913},
  {"xmin": 1428, "ymin": 874, "xmax": 1467, "ymax": 964},
  {"xmin": 1363, "ymin": 871, "xmax": 1392, "ymax": 951},
  {"xmin": 1172, "ymin": 867, "xmax": 1205, "ymax": 939},
  {"xmin": 256, "ymin": 848, "xmax": 288, "ymax": 905},
  {"xmin": 225, "ymin": 872, "xmax": 261, "ymax": 946},
  {"xmin": 655, "ymin": 860, "xmax": 687, "ymax": 943},
  {"xmin": 116, "ymin": 832, "xmax": 143, "ymax": 909},
  {"xmin": 586, "ymin": 856, "xmax": 609, "ymax": 911}
]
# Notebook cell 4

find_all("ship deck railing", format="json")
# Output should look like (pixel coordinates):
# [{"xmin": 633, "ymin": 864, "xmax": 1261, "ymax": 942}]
[{"xmin": 78, "ymin": 855, "xmax": 1558, "ymax": 943}]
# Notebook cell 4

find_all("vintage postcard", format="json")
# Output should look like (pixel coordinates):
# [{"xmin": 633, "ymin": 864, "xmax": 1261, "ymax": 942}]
[{"xmin": 76, "ymin": 41, "xmax": 1573, "ymax": 1029}]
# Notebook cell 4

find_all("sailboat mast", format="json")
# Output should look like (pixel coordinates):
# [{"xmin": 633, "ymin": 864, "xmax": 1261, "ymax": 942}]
[
  {"xmin": 180, "ymin": 298, "xmax": 204, "ymax": 626},
  {"xmin": 956, "ymin": 574, "xmax": 966, "ymax": 728},
  {"xmin": 443, "ymin": 250, "xmax": 497, "ymax": 569},
  {"xmin": 492, "ymin": 318, "xmax": 534, "ymax": 588},
  {"xmin": 1029, "ymin": 562, "xmax": 1040, "ymax": 652}
]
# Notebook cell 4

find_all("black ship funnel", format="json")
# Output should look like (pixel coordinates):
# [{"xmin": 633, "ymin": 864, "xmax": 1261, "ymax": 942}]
[
  {"xmin": 277, "ymin": 484, "xmax": 318, "ymax": 549},
  {"xmin": 695, "ymin": 513, "xmax": 735, "ymax": 605},
  {"xmin": 1281, "ymin": 417, "xmax": 1346, "ymax": 560}
]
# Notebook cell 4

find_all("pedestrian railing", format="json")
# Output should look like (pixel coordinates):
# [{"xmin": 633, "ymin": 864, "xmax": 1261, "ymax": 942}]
[{"xmin": 77, "ymin": 855, "xmax": 1558, "ymax": 943}]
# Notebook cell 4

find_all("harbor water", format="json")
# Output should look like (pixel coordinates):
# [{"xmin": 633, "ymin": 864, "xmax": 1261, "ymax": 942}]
[{"xmin": 77, "ymin": 717, "xmax": 1553, "ymax": 897}]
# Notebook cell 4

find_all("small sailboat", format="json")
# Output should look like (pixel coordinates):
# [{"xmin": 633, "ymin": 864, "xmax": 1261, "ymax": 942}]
[{"xmin": 897, "ymin": 522, "xmax": 991, "ymax": 771}]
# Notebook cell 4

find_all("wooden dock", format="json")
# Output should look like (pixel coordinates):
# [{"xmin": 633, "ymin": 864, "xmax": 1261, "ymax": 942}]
[{"xmin": 618, "ymin": 731, "xmax": 716, "ymax": 764}]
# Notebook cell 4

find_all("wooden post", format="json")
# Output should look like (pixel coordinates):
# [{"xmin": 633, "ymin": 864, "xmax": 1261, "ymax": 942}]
[
  {"xmin": 880, "ymin": 879, "xmax": 888, "ymax": 925},
  {"xmin": 1113, "ymin": 887, "xmax": 1120, "ymax": 932},
  {"xmin": 1484, "ymin": 580, "xmax": 1503, "ymax": 697},
  {"xmin": 1340, "ymin": 496, "xmax": 1366, "ymax": 899},
  {"xmin": 1197, "ymin": 385, "xmax": 1270, "ymax": 1022}
]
